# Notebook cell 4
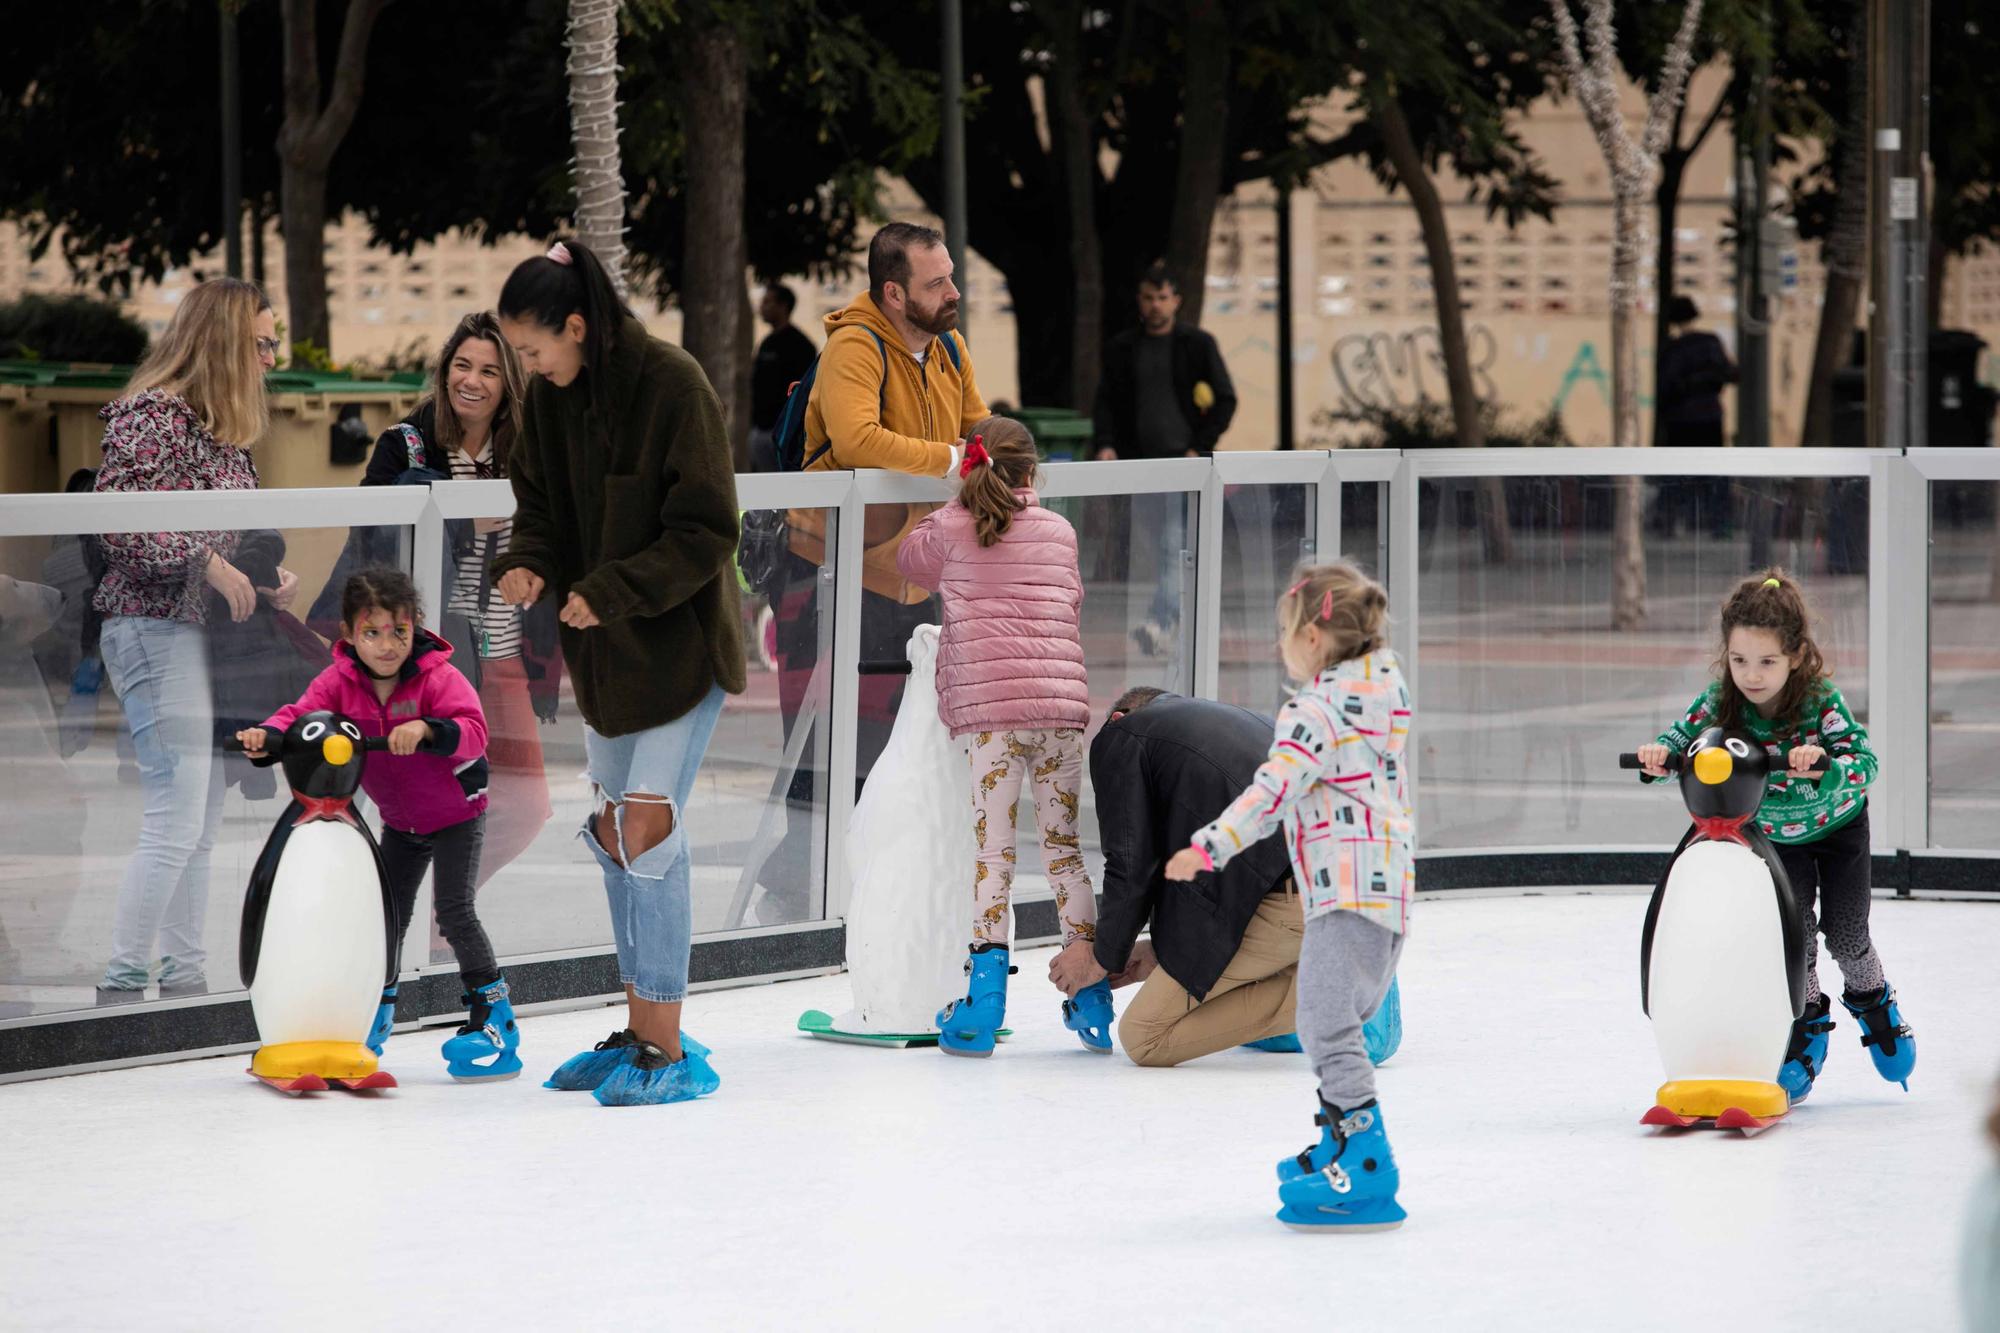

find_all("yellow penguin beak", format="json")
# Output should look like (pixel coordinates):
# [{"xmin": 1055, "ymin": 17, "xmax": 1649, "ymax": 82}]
[
  {"xmin": 322, "ymin": 734, "xmax": 355, "ymax": 766},
  {"xmin": 1692, "ymin": 748, "xmax": 1733, "ymax": 786}
]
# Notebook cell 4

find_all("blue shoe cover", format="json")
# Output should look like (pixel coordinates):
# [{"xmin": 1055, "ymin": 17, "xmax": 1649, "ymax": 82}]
[
  {"xmin": 937, "ymin": 945, "xmax": 1011, "ymax": 1058},
  {"xmin": 365, "ymin": 987, "xmax": 397, "ymax": 1058},
  {"xmin": 1841, "ymin": 983, "xmax": 1916, "ymax": 1089},
  {"xmin": 1062, "ymin": 980, "xmax": 1115, "ymax": 1052},
  {"xmin": 1243, "ymin": 1032, "xmax": 1305, "ymax": 1054},
  {"xmin": 1274, "ymin": 1098, "xmax": 1405, "ymax": 1230},
  {"xmin": 1364, "ymin": 976, "xmax": 1403, "ymax": 1066},
  {"xmin": 592, "ymin": 1041, "xmax": 720, "ymax": 1107},
  {"xmin": 442, "ymin": 978, "xmax": 522, "ymax": 1082},
  {"xmin": 544, "ymin": 1029, "xmax": 639, "ymax": 1091},
  {"xmin": 1778, "ymin": 995, "xmax": 1835, "ymax": 1103}
]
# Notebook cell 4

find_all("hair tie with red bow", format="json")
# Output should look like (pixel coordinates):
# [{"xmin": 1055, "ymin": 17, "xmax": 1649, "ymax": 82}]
[{"xmin": 959, "ymin": 435, "xmax": 990, "ymax": 478}]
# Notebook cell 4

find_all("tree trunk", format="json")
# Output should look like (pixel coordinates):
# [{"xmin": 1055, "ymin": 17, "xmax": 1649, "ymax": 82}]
[
  {"xmin": 1610, "ymin": 186, "xmax": 1648, "ymax": 628},
  {"xmin": 278, "ymin": 165, "xmax": 331, "ymax": 361},
  {"xmin": 1163, "ymin": 0, "xmax": 1229, "ymax": 327},
  {"xmin": 1652, "ymin": 149, "xmax": 1685, "ymax": 447},
  {"xmin": 250, "ymin": 197, "xmax": 268, "ymax": 289},
  {"xmin": 1374, "ymin": 91, "xmax": 1512, "ymax": 561},
  {"xmin": 276, "ymin": 0, "xmax": 390, "ymax": 359},
  {"xmin": 1043, "ymin": 1, "xmax": 1103, "ymax": 412},
  {"xmin": 678, "ymin": 17, "xmax": 748, "ymax": 448},
  {"xmin": 733, "ymin": 282, "xmax": 754, "ymax": 470},
  {"xmin": 1802, "ymin": 0, "xmax": 1867, "ymax": 446},
  {"xmin": 566, "ymin": 0, "xmax": 630, "ymax": 294}
]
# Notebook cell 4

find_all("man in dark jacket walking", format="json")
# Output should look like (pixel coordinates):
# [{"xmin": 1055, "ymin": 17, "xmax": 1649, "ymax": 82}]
[
  {"xmin": 1652, "ymin": 295, "xmax": 1739, "ymax": 538},
  {"xmin": 1091, "ymin": 266, "xmax": 1238, "ymax": 656},
  {"xmin": 1048, "ymin": 687, "xmax": 1301, "ymax": 1066}
]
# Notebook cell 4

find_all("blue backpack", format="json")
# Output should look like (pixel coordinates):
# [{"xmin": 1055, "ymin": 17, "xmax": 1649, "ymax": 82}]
[{"xmin": 770, "ymin": 326, "xmax": 963, "ymax": 472}]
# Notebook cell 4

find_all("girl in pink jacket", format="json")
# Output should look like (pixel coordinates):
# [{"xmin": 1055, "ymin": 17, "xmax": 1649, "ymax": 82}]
[
  {"xmin": 896, "ymin": 418, "xmax": 1109, "ymax": 1057},
  {"xmin": 239, "ymin": 568, "xmax": 519, "ymax": 1082}
]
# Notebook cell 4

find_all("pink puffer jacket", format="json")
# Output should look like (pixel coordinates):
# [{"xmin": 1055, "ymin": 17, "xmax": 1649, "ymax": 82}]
[{"xmin": 896, "ymin": 490, "xmax": 1090, "ymax": 737}]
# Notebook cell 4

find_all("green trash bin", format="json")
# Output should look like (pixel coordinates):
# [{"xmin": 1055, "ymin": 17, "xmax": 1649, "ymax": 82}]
[{"xmin": 1006, "ymin": 406, "xmax": 1094, "ymax": 462}]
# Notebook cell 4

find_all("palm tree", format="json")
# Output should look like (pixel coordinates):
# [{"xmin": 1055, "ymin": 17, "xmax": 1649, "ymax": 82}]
[{"xmin": 565, "ymin": 0, "xmax": 631, "ymax": 294}]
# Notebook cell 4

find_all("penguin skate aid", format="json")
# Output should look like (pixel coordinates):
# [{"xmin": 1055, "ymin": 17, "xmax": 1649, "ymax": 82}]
[
  {"xmin": 1166, "ymin": 562, "xmax": 1414, "ymax": 1231},
  {"xmin": 1627, "ymin": 569, "xmax": 1915, "ymax": 1128},
  {"xmin": 891, "ymin": 419, "xmax": 1110, "ymax": 1057},
  {"xmin": 241, "ymin": 566, "xmax": 520, "ymax": 1087}
]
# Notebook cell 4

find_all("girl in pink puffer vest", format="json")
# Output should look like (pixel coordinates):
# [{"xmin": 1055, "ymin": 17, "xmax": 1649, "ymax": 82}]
[{"xmin": 896, "ymin": 417, "xmax": 1112, "ymax": 1055}]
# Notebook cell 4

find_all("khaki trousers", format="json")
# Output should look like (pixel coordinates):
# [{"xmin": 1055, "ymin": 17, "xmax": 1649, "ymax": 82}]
[{"xmin": 1118, "ymin": 887, "xmax": 1303, "ymax": 1067}]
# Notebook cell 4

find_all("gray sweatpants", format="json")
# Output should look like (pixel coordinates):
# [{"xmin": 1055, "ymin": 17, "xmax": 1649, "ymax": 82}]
[{"xmin": 1297, "ymin": 910, "xmax": 1405, "ymax": 1109}]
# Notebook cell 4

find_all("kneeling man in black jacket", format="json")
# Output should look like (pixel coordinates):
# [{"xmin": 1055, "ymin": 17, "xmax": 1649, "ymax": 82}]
[{"xmin": 1048, "ymin": 687, "xmax": 1301, "ymax": 1065}]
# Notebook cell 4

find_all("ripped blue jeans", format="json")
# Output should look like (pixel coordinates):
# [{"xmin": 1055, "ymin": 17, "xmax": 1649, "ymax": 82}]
[{"xmin": 580, "ymin": 684, "xmax": 726, "ymax": 1003}]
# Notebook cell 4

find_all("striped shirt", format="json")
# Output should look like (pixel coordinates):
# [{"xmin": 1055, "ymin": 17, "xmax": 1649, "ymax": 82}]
[{"xmin": 445, "ymin": 442, "xmax": 522, "ymax": 660}]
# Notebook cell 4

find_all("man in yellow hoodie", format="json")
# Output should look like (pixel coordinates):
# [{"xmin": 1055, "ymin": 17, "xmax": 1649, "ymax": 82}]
[{"xmin": 761, "ymin": 222, "xmax": 988, "ymax": 921}]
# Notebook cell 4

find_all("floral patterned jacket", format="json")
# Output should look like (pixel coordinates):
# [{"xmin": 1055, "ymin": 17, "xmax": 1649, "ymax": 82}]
[
  {"xmin": 1191, "ymin": 649, "xmax": 1415, "ymax": 930},
  {"xmin": 90, "ymin": 390, "xmax": 258, "ymax": 625}
]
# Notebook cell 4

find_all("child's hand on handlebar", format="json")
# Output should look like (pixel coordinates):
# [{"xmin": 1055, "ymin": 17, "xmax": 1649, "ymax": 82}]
[
  {"xmin": 387, "ymin": 720, "xmax": 432, "ymax": 756},
  {"xmin": 1635, "ymin": 742, "xmax": 1673, "ymax": 778},
  {"xmin": 236, "ymin": 727, "xmax": 269, "ymax": 759},
  {"xmin": 1788, "ymin": 744, "xmax": 1827, "ymax": 775}
]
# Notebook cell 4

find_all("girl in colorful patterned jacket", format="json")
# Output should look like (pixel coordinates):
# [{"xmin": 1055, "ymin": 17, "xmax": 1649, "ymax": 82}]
[
  {"xmin": 239, "ymin": 568, "xmax": 518, "ymax": 1083},
  {"xmin": 1166, "ymin": 562, "xmax": 1413, "ymax": 1232},
  {"xmin": 1635, "ymin": 569, "xmax": 1914, "ymax": 1103},
  {"xmin": 895, "ymin": 417, "xmax": 1110, "ymax": 1057}
]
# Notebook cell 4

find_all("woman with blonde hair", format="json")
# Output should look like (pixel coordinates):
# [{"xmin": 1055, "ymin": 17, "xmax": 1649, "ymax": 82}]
[{"xmin": 92, "ymin": 277, "xmax": 281, "ymax": 998}]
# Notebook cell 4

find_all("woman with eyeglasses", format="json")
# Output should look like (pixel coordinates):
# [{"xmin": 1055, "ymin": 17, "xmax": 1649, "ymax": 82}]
[{"xmin": 90, "ymin": 278, "xmax": 283, "ymax": 999}]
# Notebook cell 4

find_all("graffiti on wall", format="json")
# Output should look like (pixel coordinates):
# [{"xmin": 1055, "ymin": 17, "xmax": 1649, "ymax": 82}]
[{"xmin": 1328, "ymin": 324, "xmax": 1500, "ymax": 417}]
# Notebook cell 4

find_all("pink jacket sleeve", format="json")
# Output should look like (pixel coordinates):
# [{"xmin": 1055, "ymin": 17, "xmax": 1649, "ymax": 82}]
[
  {"xmin": 895, "ymin": 507, "xmax": 950, "ymax": 592},
  {"xmin": 260, "ymin": 665, "xmax": 343, "ymax": 736},
  {"xmin": 424, "ymin": 664, "xmax": 489, "ymax": 765}
]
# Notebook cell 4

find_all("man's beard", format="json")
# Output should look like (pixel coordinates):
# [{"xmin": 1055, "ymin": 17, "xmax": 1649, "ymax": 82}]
[
  {"xmin": 1142, "ymin": 312, "xmax": 1173, "ymax": 333},
  {"xmin": 908, "ymin": 295, "xmax": 961, "ymax": 337}
]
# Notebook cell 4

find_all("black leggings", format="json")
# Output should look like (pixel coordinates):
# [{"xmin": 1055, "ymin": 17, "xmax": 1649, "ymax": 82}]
[
  {"xmin": 1773, "ymin": 810, "xmax": 1886, "ymax": 1002},
  {"xmin": 379, "ymin": 813, "xmax": 498, "ymax": 989}
]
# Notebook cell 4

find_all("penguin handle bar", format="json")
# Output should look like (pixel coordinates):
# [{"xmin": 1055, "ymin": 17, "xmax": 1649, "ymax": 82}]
[
  {"xmin": 223, "ymin": 734, "xmax": 391, "ymax": 756},
  {"xmin": 1618, "ymin": 751, "xmax": 1825, "ymax": 779}
]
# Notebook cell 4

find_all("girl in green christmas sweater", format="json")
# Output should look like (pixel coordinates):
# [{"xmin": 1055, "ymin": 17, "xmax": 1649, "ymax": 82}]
[{"xmin": 1635, "ymin": 570, "xmax": 1915, "ymax": 1103}]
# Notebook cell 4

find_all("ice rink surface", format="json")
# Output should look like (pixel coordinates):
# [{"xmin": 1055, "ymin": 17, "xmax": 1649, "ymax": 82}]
[{"xmin": 1, "ymin": 891, "xmax": 1991, "ymax": 1332}]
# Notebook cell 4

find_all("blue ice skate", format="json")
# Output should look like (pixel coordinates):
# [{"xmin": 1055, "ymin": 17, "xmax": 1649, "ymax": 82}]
[
  {"xmin": 1364, "ymin": 977, "xmax": 1403, "ymax": 1066},
  {"xmin": 365, "ymin": 985, "xmax": 398, "ymax": 1058},
  {"xmin": 592, "ymin": 1038, "xmax": 720, "ymax": 1107},
  {"xmin": 1063, "ymin": 980, "xmax": 1115, "ymax": 1053},
  {"xmin": 1778, "ymin": 994, "xmax": 1835, "ymax": 1103},
  {"xmin": 937, "ymin": 944, "xmax": 1012, "ymax": 1058},
  {"xmin": 1243, "ymin": 1033, "xmax": 1304, "ymax": 1053},
  {"xmin": 1840, "ymin": 982, "xmax": 1915, "ymax": 1089},
  {"xmin": 1275, "ymin": 1097, "xmax": 1406, "ymax": 1232},
  {"xmin": 441, "ymin": 977, "xmax": 523, "ymax": 1082}
]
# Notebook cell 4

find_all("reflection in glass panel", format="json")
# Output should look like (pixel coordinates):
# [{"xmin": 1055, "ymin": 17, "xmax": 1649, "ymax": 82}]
[
  {"xmin": 1930, "ymin": 481, "xmax": 2000, "ymax": 850},
  {"xmin": 1218, "ymin": 484, "xmax": 1313, "ymax": 714},
  {"xmin": 0, "ymin": 523, "xmax": 410, "ymax": 1021},
  {"xmin": 445, "ymin": 507, "xmax": 839, "ymax": 957},
  {"xmin": 1340, "ymin": 480, "xmax": 1387, "ymax": 587},
  {"xmin": 1417, "ymin": 474, "xmax": 1869, "ymax": 850}
]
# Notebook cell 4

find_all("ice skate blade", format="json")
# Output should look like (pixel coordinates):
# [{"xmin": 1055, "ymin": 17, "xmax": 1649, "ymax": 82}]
[
  {"xmin": 449, "ymin": 1067, "xmax": 523, "ymax": 1084},
  {"xmin": 1276, "ymin": 1203, "xmax": 1406, "ymax": 1233},
  {"xmin": 938, "ymin": 1040, "xmax": 995, "ymax": 1058}
]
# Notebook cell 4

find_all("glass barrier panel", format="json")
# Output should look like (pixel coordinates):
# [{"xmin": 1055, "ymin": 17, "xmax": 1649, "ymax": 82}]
[
  {"xmin": 0, "ymin": 521, "xmax": 411, "ymax": 1021},
  {"xmin": 1217, "ymin": 483, "xmax": 1314, "ymax": 714},
  {"xmin": 1341, "ymin": 480, "xmax": 1388, "ymax": 587},
  {"xmin": 1416, "ymin": 472, "xmax": 1870, "ymax": 851},
  {"xmin": 1929, "ymin": 479, "xmax": 2000, "ymax": 851},
  {"xmin": 436, "ymin": 505, "xmax": 840, "ymax": 963}
]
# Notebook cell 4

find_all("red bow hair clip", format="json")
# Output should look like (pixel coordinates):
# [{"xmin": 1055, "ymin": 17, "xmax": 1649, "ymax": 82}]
[{"xmin": 959, "ymin": 435, "xmax": 990, "ymax": 479}]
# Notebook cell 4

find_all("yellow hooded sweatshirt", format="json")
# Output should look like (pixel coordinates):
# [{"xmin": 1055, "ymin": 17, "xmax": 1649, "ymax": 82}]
[{"xmin": 787, "ymin": 293, "xmax": 988, "ymax": 602}]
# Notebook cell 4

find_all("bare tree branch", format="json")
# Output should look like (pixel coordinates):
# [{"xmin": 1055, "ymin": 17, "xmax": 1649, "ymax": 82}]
[{"xmin": 1641, "ymin": 0, "xmax": 1707, "ymax": 160}]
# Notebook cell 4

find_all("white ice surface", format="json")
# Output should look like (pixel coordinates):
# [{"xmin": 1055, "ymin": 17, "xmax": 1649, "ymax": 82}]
[{"xmin": 0, "ymin": 892, "xmax": 1991, "ymax": 1332}]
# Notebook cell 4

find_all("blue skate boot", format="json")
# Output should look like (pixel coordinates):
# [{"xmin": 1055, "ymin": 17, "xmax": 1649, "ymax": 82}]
[
  {"xmin": 1777, "ymin": 994, "xmax": 1835, "ymax": 1103},
  {"xmin": 441, "ymin": 977, "xmax": 523, "ymax": 1082},
  {"xmin": 365, "ymin": 985, "xmax": 398, "ymax": 1058},
  {"xmin": 1063, "ymin": 980, "xmax": 1115, "ymax": 1053},
  {"xmin": 1243, "ymin": 1033, "xmax": 1304, "ymax": 1053},
  {"xmin": 1840, "ymin": 982, "xmax": 1915, "ymax": 1089},
  {"xmin": 936, "ymin": 944, "xmax": 1013, "ymax": 1057},
  {"xmin": 1275, "ymin": 1097, "xmax": 1406, "ymax": 1231},
  {"xmin": 1364, "ymin": 977, "xmax": 1403, "ymax": 1066},
  {"xmin": 592, "ymin": 1037, "xmax": 720, "ymax": 1107}
]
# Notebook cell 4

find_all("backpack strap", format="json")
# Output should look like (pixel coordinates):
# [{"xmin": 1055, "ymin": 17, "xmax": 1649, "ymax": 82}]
[
  {"xmin": 939, "ymin": 329, "xmax": 963, "ymax": 373},
  {"xmin": 397, "ymin": 422, "xmax": 428, "ymax": 471}
]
